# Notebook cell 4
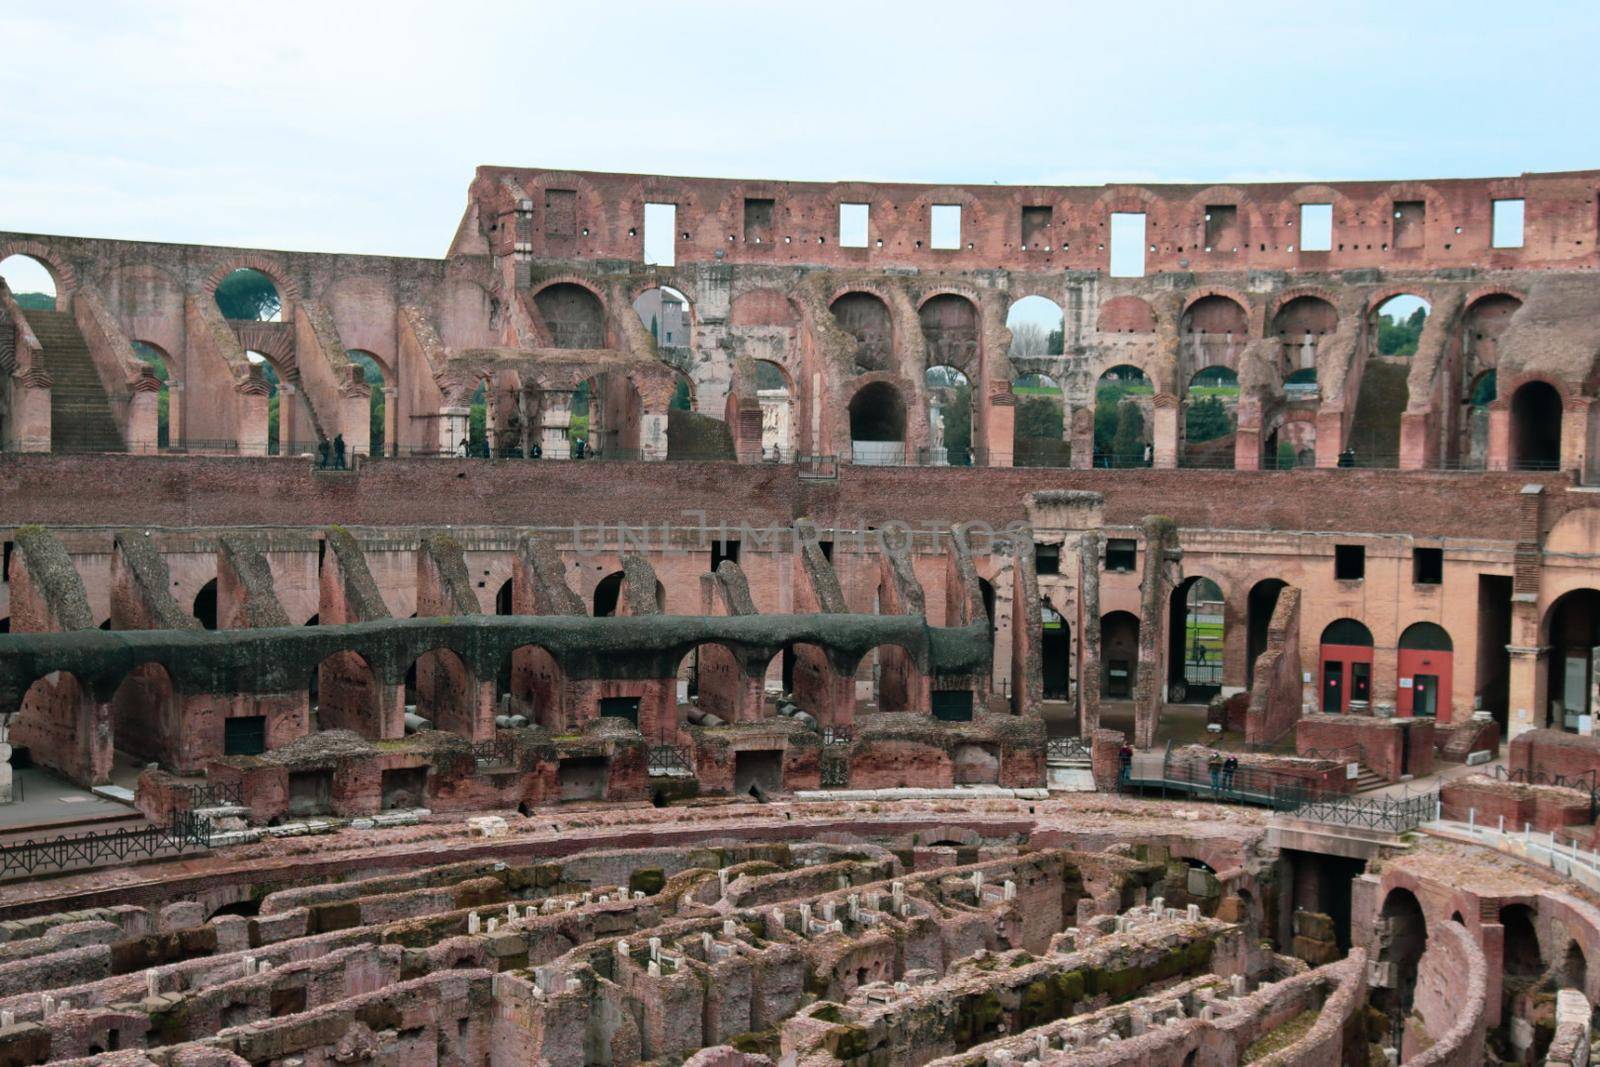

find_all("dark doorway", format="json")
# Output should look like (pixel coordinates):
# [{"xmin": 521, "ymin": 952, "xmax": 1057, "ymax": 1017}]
[
  {"xmin": 1042, "ymin": 600, "xmax": 1070, "ymax": 700},
  {"xmin": 1476, "ymin": 575, "xmax": 1513, "ymax": 732},
  {"xmin": 1511, "ymin": 381, "xmax": 1563, "ymax": 470},
  {"xmin": 193, "ymin": 579, "xmax": 218, "ymax": 630},
  {"xmin": 734, "ymin": 750, "xmax": 783, "ymax": 795},
  {"xmin": 1246, "ymin": 579, "xmax": 1287, "ymax": 688}
]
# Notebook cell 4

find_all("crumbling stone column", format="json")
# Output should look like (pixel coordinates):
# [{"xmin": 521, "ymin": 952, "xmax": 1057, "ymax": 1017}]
[
  {"xmin": 985, "ymin": 388, "xmax": 1015, "ymax": 468},
  {"xmin": 236, "ymin": 376, "xmax": 271, "ymax": 456},
  {"xmin": 11, "ymin": 365, "xmax": 53, "ymax": 452},
  {"xmin": 126, "ymin": 371, "xmax": 162, "ymax": 454},
  {"xmin": 1134, "ymin": 516, "xmax": 1181, "ymax": 749},
  {"xmin": 1151, "ymin": 393, "xmax": 1179, "ymax": 468}
]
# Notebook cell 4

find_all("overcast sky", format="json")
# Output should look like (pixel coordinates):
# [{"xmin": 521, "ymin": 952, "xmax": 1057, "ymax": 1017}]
[{"xmin": 2, "ymin": 0, "xmax": 1596, "ymax": 271}]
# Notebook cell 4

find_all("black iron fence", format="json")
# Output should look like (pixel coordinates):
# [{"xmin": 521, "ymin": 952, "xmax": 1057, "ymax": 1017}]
[
  {"xmin": 173, "ymin": 779, "xmax": 244, "ymax": 812},
  {"xmin": 1289, "ymin": 790, "xmax": 1435, "ymax": 833},
  {"xmin": 0, "ymin": 810, "xmax": 214, "ymax": 881},
  {"xmin": 472, "ymin": 735, "xmax": 519, "ymax": 770},
  {"xmin": 822, "ymin": 726, "xmax": 853, "ymax": 747},
  {"xmin": 647, "ymin": 745, "xmax": 695, "ymax": 777},
  {"xmin": 820, "ymin": 756, "xmax": 850, "ymax": 788},
  {"xmin": 1046, "ymin": 736, "xmax": 1091, "ymax": 762},
  {"xmin": 1492, "ymin": 765, "xmax": 1599, "ymax": 822}
]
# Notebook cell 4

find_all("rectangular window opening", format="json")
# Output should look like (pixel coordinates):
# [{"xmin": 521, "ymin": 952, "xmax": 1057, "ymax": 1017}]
[
  {"xmin": 1021, "ymin": 206, "xmax": 1052, "ymax": 247},
  {"xmin": 643, "ymin": 202, "xmax": 676, "ymax": 266},
  {"xmin": 1413, "ymin": 547, "xmax": 1443, "ymax": 585},
  {"xmin": 931, "ymin": 204, "xmax": 962, "ymax": 250},
  {"xmin": 1106, "ymin": 538, "xmax": 1137, "ymax": 573},
  {"xmin": 1109, "ymin": 213, "xmax": 1146, "ymax": 277},
  {"xmin": 2, "ymin": 540, "xmax": 11, "ymax": 583},
  {"xmin": 1300, "ymin": 204, "xmax": 1333, "ymax": 252},
  {"xmin": 1334, "ymin": 544, "xmax": 1365, "ymax": 581},
  {"xmin": 712, "ymin": 539, "xmax": 741, "ymax": 570},
  {"xmin": 1035, "ymin": 543, "xmax": 1060, "ymax": 575},
  {"xmin": 1492, "ymin": 198, "xmax": 1525, "ymax": 249},
  {"xmin": 839, "ymin": 203, "xmax": 869, "ymax": 248},
  {"xmin": 743, "ymin": 198, "xmax": 774, "ymax": 244},
  {"xmin": 1203, "ymin": 205, "xmax": 1238, "ymax": 251}
]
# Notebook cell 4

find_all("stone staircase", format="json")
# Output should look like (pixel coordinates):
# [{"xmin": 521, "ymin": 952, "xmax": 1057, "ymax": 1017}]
[
  {"xmin": 26, "ymin": 307, "xmax": 125, "ymax": 453},
  {"xmin": 1347, "ymin": 359, "xmax": 1410, "ymax": 463},
  {"xmin": 1351, "ymin": 764, "xmax": 1386, "ymax": 793}
]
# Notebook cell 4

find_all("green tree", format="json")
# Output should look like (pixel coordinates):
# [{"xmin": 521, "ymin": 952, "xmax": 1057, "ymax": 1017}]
[
  {"xmin": 943, "ymin": 384, "xmax": 973, "ymax": 463},
  {"xmin": 1111, "ymin": 400, "xmax": 1145, "ymax": 464},
  {"xmin": 1017, "ymin": 397, "xmax": 1063, "ymax": 440},
  {"xmin": 1377, "ymin": 306, "xmax": 1427, "ymax": 356},
  {"xmin": 13, "ymin": 292, "xmax": 53, "ymax": 311},
  {"xmin": 214, "ymin": 269, "xmax": 281, "ymax": 322},
  {"xmin": 1046, "ymin": 326, "xmax": 1064, "ymax": 356},
  {"xmin": 1094, "ymin": 383, "xmax": 1127, "ymax": 454},
  {"xmin": 1276, "ymin": 440, "xmax": 1298, "ymax": 470},
  {"xmin": 670, "ymin": 378, "xmax": 692, "ymax": 411},
  {"xmin": 1184, "ymin": 396, "xmax": 1233, "ymax": 442}
]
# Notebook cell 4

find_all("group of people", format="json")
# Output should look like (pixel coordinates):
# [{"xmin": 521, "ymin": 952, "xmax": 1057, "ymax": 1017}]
[
  {"xmin": 1116, "ymin": 743, "xmax": 1240, "ymax": 795},
  {"xmin": 316, "ymin": 434, "xmax": 347, "ymax": 469}
]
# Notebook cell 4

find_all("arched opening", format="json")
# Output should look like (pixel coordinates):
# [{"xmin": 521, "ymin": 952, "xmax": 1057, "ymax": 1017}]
[
  {"xmin": 1319, "ymin": 619, "xmax": 1373, "ymax": 713},
  {"xmin": 1459, "ymin": 294, "xmax": 1520, "ymax": 466},
  {"xmin": 0, "ymin": 253, "xmax": 58, "ymax": 310},
  {"xmin": 192, "ymin": 578, "xmax": 218, "ymax": 630},
  {"xmin": 1501, "ymin": 902, "xmax": 1544, "ymax": 980},
  {"xmin": 502, "ymin": 643, "xmax": 564, "ymax": 731},
  {"xmin": 594, "ymin": 571, "xmax": 624, "ymax": 618},
  {"xmin": 111, "ymin": 662, "xmax": 179, "ymax": 768},
  {"xmin": 677, "ymin": 641, "xmax": 746, "ymax": 725},
  {"xmin": 634, "ymin": 285, "xmax": 692, "ymax": 364},
  {"xmin": 345, "ymin": 351, "xmax": 390, "ymax": 457},
  {"xmin": 1094, "ymin": 365, "xmax": 1151, "ymax": 467},
  {"xmin": 1397, "ymin": 622, "xmax": 1452, "ymax": 718},
  {"xmin": 753, "ymin": 360, "xmax": 795, "ymax": 461},
  {"xmin": 1462, "ymin": 369, "xmax": 1497, "ymax": 469},
  {"xmin": 1349, "ymin": 295, "xmax": 1428, "ymax": 467},
  {"xmin": 214, "ymin": 269, "xmax": 282, "ymax": 322},
  {"xmin": 1013, "ymin": 373, "xmax": 1067, "ymax": 468},
  {"xmin": 924, "ymin": 365, "xmax": 972, "ymax": 465},
  {"xmin": 1544, "ymin": 589, "xmax": 1600, "ymax": 731},
  {"xmin": 1563, "ymin": 940, "xmax": 1587, "ymax": 990},
  {"xmin": 573, "ymin": 371, "xmax": 642, "ymax": 459},
  {"xmin": 495, "ymin": 579, "xmax": 514, "ymax": 616},
  {"xmin": 1181, "ymin": 295, "xmax": 1248, "ymax": 370},
  {"xmin": 534, "ymin": 283, "xmax": 606, "ymax": 349},
  {"xmin": 131, "ymin": 342, "xmax": 175, "ymax": 449},
  {"xmin": 15, "ymin": 669, "xmax": 106, "ymax": 786},
  {"xmin": 830, "ymin": 292, "xmax": 893, "ymax": 373},
  {"xmin": 848, "ymin": 381, "xmax": 906, "ymax": 465},
  {"xmin": 919, "ymin": 294, "xmax": 979, "ymax": 375},
  {"xmin": 857, "ymin": 642, "xmax": 922, "ymax": 715},
  {"xmin": 1168, "ymin": 577, "xmax": 1224, "ymax": 705},
  {"xmin": 1375, "ymin": 888, "xmax": 1428, "ymax": 1043},
  {"xmin": 1273, "ymin": 295, "xmax": 1338, "ymax": 383},
  {"xmin": 405, "ymin": 647, "xmax": 477, "ymax": 737},
  {"xmin": 1005, "ymin": 295, "xmax": 1064, "ymax": 358},
  {"xmin": 1182, "ymin": 367, "xmax": 1238, "ymax": 468},
  {"xmin": 245, "ymin": 350, "xmax": 313, "ymax": 457},
  {"xmin": 1041, "ymin": 596, "xmax": 1071, "ymax": 701},
  {"xmin": 1100, "ymin": 610, "xmax": 1140, "ymax": 700},
  {"xmin": 1511, "ymin": 380, "xmax": 1563, "ymax": 471},
  {"xmin": 311, "ymin": 651, "xmax": 386, "ymax": 739},
  {"xmin": 1245, "ymin": 579, "xmax": 1287, "ymax": 688},
  {"xmin": 769, "ymin": 641, "xmax": 842, "ymax": 730}
]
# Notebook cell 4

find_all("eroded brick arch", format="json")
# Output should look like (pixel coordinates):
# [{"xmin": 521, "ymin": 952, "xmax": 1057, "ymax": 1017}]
[
  {"xmin": 0, "ymin": 240, "xmax": 77, "ymax": 297},
  {"xmin": 202, "ymin": 257, "xmax": 301, "ymax": 306}
]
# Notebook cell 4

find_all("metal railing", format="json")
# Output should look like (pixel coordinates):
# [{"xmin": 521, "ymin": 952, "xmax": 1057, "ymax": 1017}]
[
  {"xmin": 472, "ymin": 735, "xmax": 518, "ymax": 770},
  {"xmin": 0, "ymin": 810, "xmax": 214, "ymax": 881},
  {"xmin": 647, "ymin": 745, "xmax": 695, "ymax": 777},
  {"xmin": 1289, "ymin": 789, "xmax": 1435, "ymax": 833},
  {"xmin": 174, "ymin": 779, "xmax": 244, "ymax": 812},
  {"xmin": 1046, "ymin": 736, "xmax": 1091, "ymax": 762},
  {"xmin": 822, "ymin": 726, "xmax": 853, "ymax": 746},
  {"xmin": 1297, "ymin": 743, "xmax": 1367, "ymax": 767},
  {"xmin": 1492, "ymin": 765, "xmax": 1599, "ymax": 822}
]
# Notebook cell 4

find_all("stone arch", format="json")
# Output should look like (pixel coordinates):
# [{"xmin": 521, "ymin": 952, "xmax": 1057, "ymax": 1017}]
[
  {"xmin": 405, "ymin": 646, "xmax": 478, "ymax": 738},
  {"xmin": 830, "ymin": 290, "xmax": 895, "ymax": 374},
  {"xmin": 1374, "ymin": 887, "xmax": 1428, "ymax": 1030},
  {"xmin": 1168, "ymin": 575, "xmax": 1226, "ymax": 705},
  {"xmin": 1094, "ymin": 364, "xmax": 1152, "ymax": 467},
  {"xmin": 1509, "ymin": 378, "xmax": 1564, "ymax": 471},
  {"xmin": 1097, "ymin": 295, "xmax": 1156, "ymax": 334},
  {"xmin": 848, "ymin": 378, "xmax": 907, "ymax": 465},
  {"xmin": 0, "ymin": 240, "xmax": 77, "ymax": 297},
  {"xmin": 917, "ymin": 292, "xmax": 981, "ymax": 377},
  {"xmin": 111, "ymin": 660, "xmax": 180, "ymax": 770},
  {"xmin": 1100, "ymin": 610, "xmax": 1140, "ymax": 699},
  {"xmin": 202, "ymin": 258, "xmax": 299, "ymax": 305},
  {"xmin": 503, "ymin": 642, "xmax": 566, "ymax": 731},
  {"xmin": 311, "ymin": 650, "xmax": 388, "ymax": 739},
  {"xmin": 533, "ymin": 281, "xmax": 608, "ymax": 349}
]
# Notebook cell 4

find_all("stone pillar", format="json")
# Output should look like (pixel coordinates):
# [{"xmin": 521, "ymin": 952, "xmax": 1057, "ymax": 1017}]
[
  {"xmin": 1314, "ymin": 407, "xmax": 1345, "ymax": 469},
  {"xmin": 1486, "ymin": 405, "xmax": 1511, "ymax": 471},
  {"xmin": 1563, "ymin": 395, "xmax": 1596, "ymax": 479},
  {"xmin": 338, "ymin": 365, "xmax": 372, "ymax": 459},
  {"xmin": 1507, "ymin": 644, "xmax": 1549, "ymax": 742},
  {"xmin": 383, "ymin": 385, "xmax": 398, "ymax": 456},
  {"xmin": 236, "ymin": 380, "xmax": 270, "ymax": 456},
  {"xmin": 1134, "ymin": 517, "xmax": 1180, "ymax": 749},
  {"xmin": 1233, "ymin": 424, "xmax": 1262, "ymax": 471},
  {"xmin": 1398, "ymin": 410, "xmax": 1432, "ymax": 470},
  {"xmin": 539, "ymin": 390, "xmax": 573, "ymax": 459},
  {"xmin": 127, "ymin": 373, "xmax": 161, "ymax": 454},
  {"xmin": 986, "ymin": 388, "xmax": 1015, "ymax": 468},
  {"xmin": 440, "ymin": 404, "xmax": 471, "ymax": 456},
  {"xmin": 11, "ymin": 367, "xmax": 52, "ymax": 452},
  {"xmin": 733, "ymin": 397, "xmax": 764, "ymax": 463},
  {"xmin": 168, "ymin": 379, "xmax": 185, "ymax": 449},
  {"xmin": 1070, "ymin": 405, "xmax": 1095, "ymax": 469},
  {"xmin": 1151, "ymin": 393, "xmax": 1179, "ymax": 469}
]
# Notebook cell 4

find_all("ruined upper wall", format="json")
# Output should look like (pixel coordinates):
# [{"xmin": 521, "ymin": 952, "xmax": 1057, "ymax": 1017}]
[{"xmin": 462, "ymin": 166, "xmax": 1600, "ymax": 274}]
